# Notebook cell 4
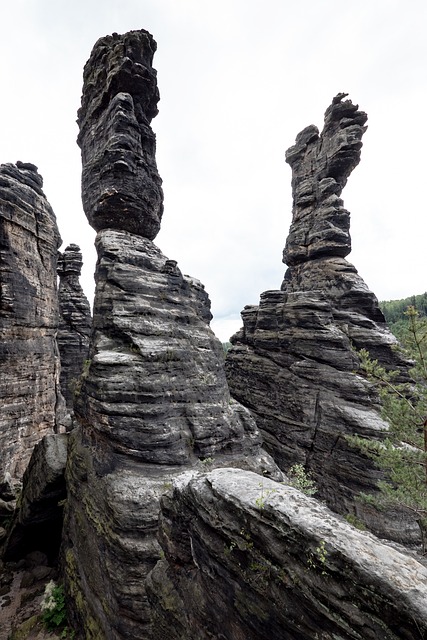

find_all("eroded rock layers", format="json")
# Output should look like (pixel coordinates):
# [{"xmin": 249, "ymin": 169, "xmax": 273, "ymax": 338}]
[
  {"xmin": 64, "ymin": 30, "xmax": 277, "ymax": 639},
  {"xmin": 226, "ymin": 95, "xmax": 415, "ymax": 542},
  {"xmin": 57, "ymin": 244, "xmax": 91, "ymax": 411},
  {"xmin": 149, "ymin": 469, "xmax": 427, "ymax": 640},
  {"xmin": 0, "ymin": 162, "xmax": 63, "ymax": 496}
]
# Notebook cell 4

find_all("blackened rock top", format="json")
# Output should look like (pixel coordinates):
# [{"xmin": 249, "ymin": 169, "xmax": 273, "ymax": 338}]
[
  {"xmin": 283, "ymin": 93, "xmax": 367, "ymax": 267},
  {"xmin": 57, "ymin": 243, "xmax": 84, "ymax": 277},
  {"xmin": 57, "ymin": 244, "xmax": 92, "ymax": 411},
  {"xmin": 77, "ymin": 30, "xmax": 163, "ymax": 239}
]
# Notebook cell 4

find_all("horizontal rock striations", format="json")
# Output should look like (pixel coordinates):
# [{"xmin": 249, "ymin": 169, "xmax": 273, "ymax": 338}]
[
  {"xmin": 57, "ymin": 244, "xmax": 92, "ymax": 412},
  {"xmin": 63, "ymin": 30, "xmax": 279, "ymax": 639},
  {"xmin": 0, "ymin": 162, "xmax": 64, "ymax": 497},
  {"xmin": 77, "ymin": 30, "xmax": 163, "ymax": 239},
  {"xmin": 75, "ymin": 228, "xmax": 269, "ymax": 468},
  {"xmin": 226, "ymin": 95, "xmax": 415, "ymax": 542},
  {"xmin": 149, "ymin": 468, "xmax": 427, "ymax": 640}
]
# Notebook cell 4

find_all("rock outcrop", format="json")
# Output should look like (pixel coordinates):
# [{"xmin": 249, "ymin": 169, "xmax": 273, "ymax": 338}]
[
  {"xmin": 57, "ymin": 244, "xmax": 92, "ymax": 412},
  {"xmin": 63, "ymin": 30, "xmax": 278, "ymax": 639},
  {"xmin": 226, "ymin": 95, "xmax": 415, "ymax": 542},
  {"xmin": 149, "ymin": 468, "xmax": 427, "ymax": 640},
  {"xmin": 0, "ymin": 162, "xmax": 64, "ymax": 498},
  {"xmin": 3, "ymin": 433, "xmax": 68, "ymax": 563}
]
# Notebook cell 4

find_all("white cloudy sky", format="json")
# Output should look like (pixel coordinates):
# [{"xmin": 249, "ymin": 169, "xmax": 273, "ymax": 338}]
[{"xmin": 1, "ymin": 0, "xmax": 426, "ymax": 341}]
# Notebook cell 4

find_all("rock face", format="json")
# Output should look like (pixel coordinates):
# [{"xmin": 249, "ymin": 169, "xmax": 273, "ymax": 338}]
[
  {"xmin": 57, "ymin": 244, "xmax": 92, "ymax": 411},
  {"xmin": 226, "ymin": 95, "xmax": 415, "ymax": 542},
  {"xmin": 149, "ymin": 468, "xmax": 427, "ymax": 640},
  {"xmin": 63, "ymin": 30, "xmax": 278, "ymax": 639},
  {"xmin": 0, "ymin": 162, "xmax": 64, "ymax": 497}
]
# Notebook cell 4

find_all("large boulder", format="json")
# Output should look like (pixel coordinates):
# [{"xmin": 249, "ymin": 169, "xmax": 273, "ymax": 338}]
[
  {"xmin": 3, "ymin": 434, "xmax": 68, "ymax": 563},
  {"xmin": 149, "ymin": 468, "xmax": 427, "ymax": 640}
]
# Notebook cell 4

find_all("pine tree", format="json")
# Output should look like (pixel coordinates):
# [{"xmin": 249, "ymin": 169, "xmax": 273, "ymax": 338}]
[{"xmin": 348, "ymin": 306, "xmax": 427, "ymax": 551}]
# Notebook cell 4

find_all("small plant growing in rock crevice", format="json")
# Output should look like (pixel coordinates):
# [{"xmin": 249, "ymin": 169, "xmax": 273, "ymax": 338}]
[
  {"xmin": 41, "ymin": 581, "xmax": 74, "ymax": 637},
  {"xmin": 307, "ymin": 539, "xmax": 328, "ymax": 575},
  {"xmin": 255, "ymin": 482, "xmax": 277, "ymax": 512},
  {"xmin": 345, "ymin": 513, "xmax": 366, "ymax": 530},
  {"xmin": 288, "ymin": 464, "xmax": 317, "ymax": 496}
]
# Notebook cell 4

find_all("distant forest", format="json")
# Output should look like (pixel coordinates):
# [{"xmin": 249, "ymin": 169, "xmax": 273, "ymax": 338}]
[{"xmin": 380, "ymin": 292, "xmax": 427, "ymax": 326}]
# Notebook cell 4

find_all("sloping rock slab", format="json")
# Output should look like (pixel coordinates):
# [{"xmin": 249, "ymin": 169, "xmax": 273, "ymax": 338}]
[{"xmin": 149, "ymin": 468, "xmax": 427, "ymax": 640}]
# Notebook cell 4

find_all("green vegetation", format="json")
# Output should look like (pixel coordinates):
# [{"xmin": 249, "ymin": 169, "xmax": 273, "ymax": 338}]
[
  {"xmin": 348, "ymin": 306, "xmax": 427, "ymax": 550},
  {"xmin": 307, "ymin": 539, "xmax": 328, "ymax": 575},
  {"xmin": 344, "ymin": 513, "xmax": 366, "ymax": 530},
  {"xmin": 73, "ymin": 358, "xmax": 92, "ymax": 398},
  {"xmin": 222, "ymin": 342, "xmax": 231, "ymax": 354},
  {"xmin": 380, "ymin": 292, "xmax": 427, "ymax": 327},
  {"xmin": 288, "ymin": 463, "xmax": 317, "ymax": 496},
  {"xmin": 255, "ymin": 482, "xmax": 277, "ymax": 512},
  {"xmin": 41, "ymin": 581, "xmax": 74, "ymax": 637}
]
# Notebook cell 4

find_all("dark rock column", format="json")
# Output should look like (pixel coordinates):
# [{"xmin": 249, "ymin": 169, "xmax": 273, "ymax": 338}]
[
  {"xmin": 226, "ymin": 95, "xmax": 416, "ymax": 543},
  {"xmin": 0, "ymin": 162, "xmax": 64, "ymax": 497},
  {"xmin": 57, "ymin": 244, "xmax": 92, "ymax": 412},
  {"xmin": 63, "ymin": 30, "xmax": 279, "ymax": 639}
]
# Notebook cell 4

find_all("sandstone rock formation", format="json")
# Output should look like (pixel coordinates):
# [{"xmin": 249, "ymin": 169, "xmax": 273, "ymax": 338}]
[
  {"xmin": 57, "ymin": 244, "xmax": 92, "ymax": 412},
  {"xmin": 63, "ymin": 30, "xmax": 279, "ymax": 639},
  {"xmin": 149, "ymin": 468, "xmax": 427, "ymax": 640},
  {"xmin": 226, "ymin": 95, "xmax": 415, "ymax": 542},
  {"xmin": 0, "ymin": 162, "xmax": 64, "ymax": 498}
]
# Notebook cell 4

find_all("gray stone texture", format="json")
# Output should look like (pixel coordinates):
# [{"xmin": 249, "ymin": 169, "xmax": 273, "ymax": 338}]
[
  {"xmin": 226, "ymin": 95, "xmax": 416, "ymax": 543},
  {"xmin": 57, "ymin": 244, "xmax": 92, "ymax": 411},
  {"xmin": 149, "ymin": 468, "xmax": 427, "ymax": 640},
  {"xmin": 0, "ymin": 162, "xmax": 64, "ymax": 496}
]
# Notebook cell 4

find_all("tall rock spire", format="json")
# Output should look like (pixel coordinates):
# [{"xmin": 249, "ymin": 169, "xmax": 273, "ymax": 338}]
[
  {"xmin": 57, "ymin": 244, "xmax": 91, "ymax": 412},
  {"xmin": 64, "ymin": 30, "xmax": 278, "ymax": 639},
  {"xmin": 226, "ymin": 95, "xmax": 416, "ymax": 545}
]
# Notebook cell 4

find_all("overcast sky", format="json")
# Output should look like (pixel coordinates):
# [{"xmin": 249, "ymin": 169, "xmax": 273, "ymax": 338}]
[{"xmin": 1, "ymin": 1, "xmax": 426, "ymax": 341}]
